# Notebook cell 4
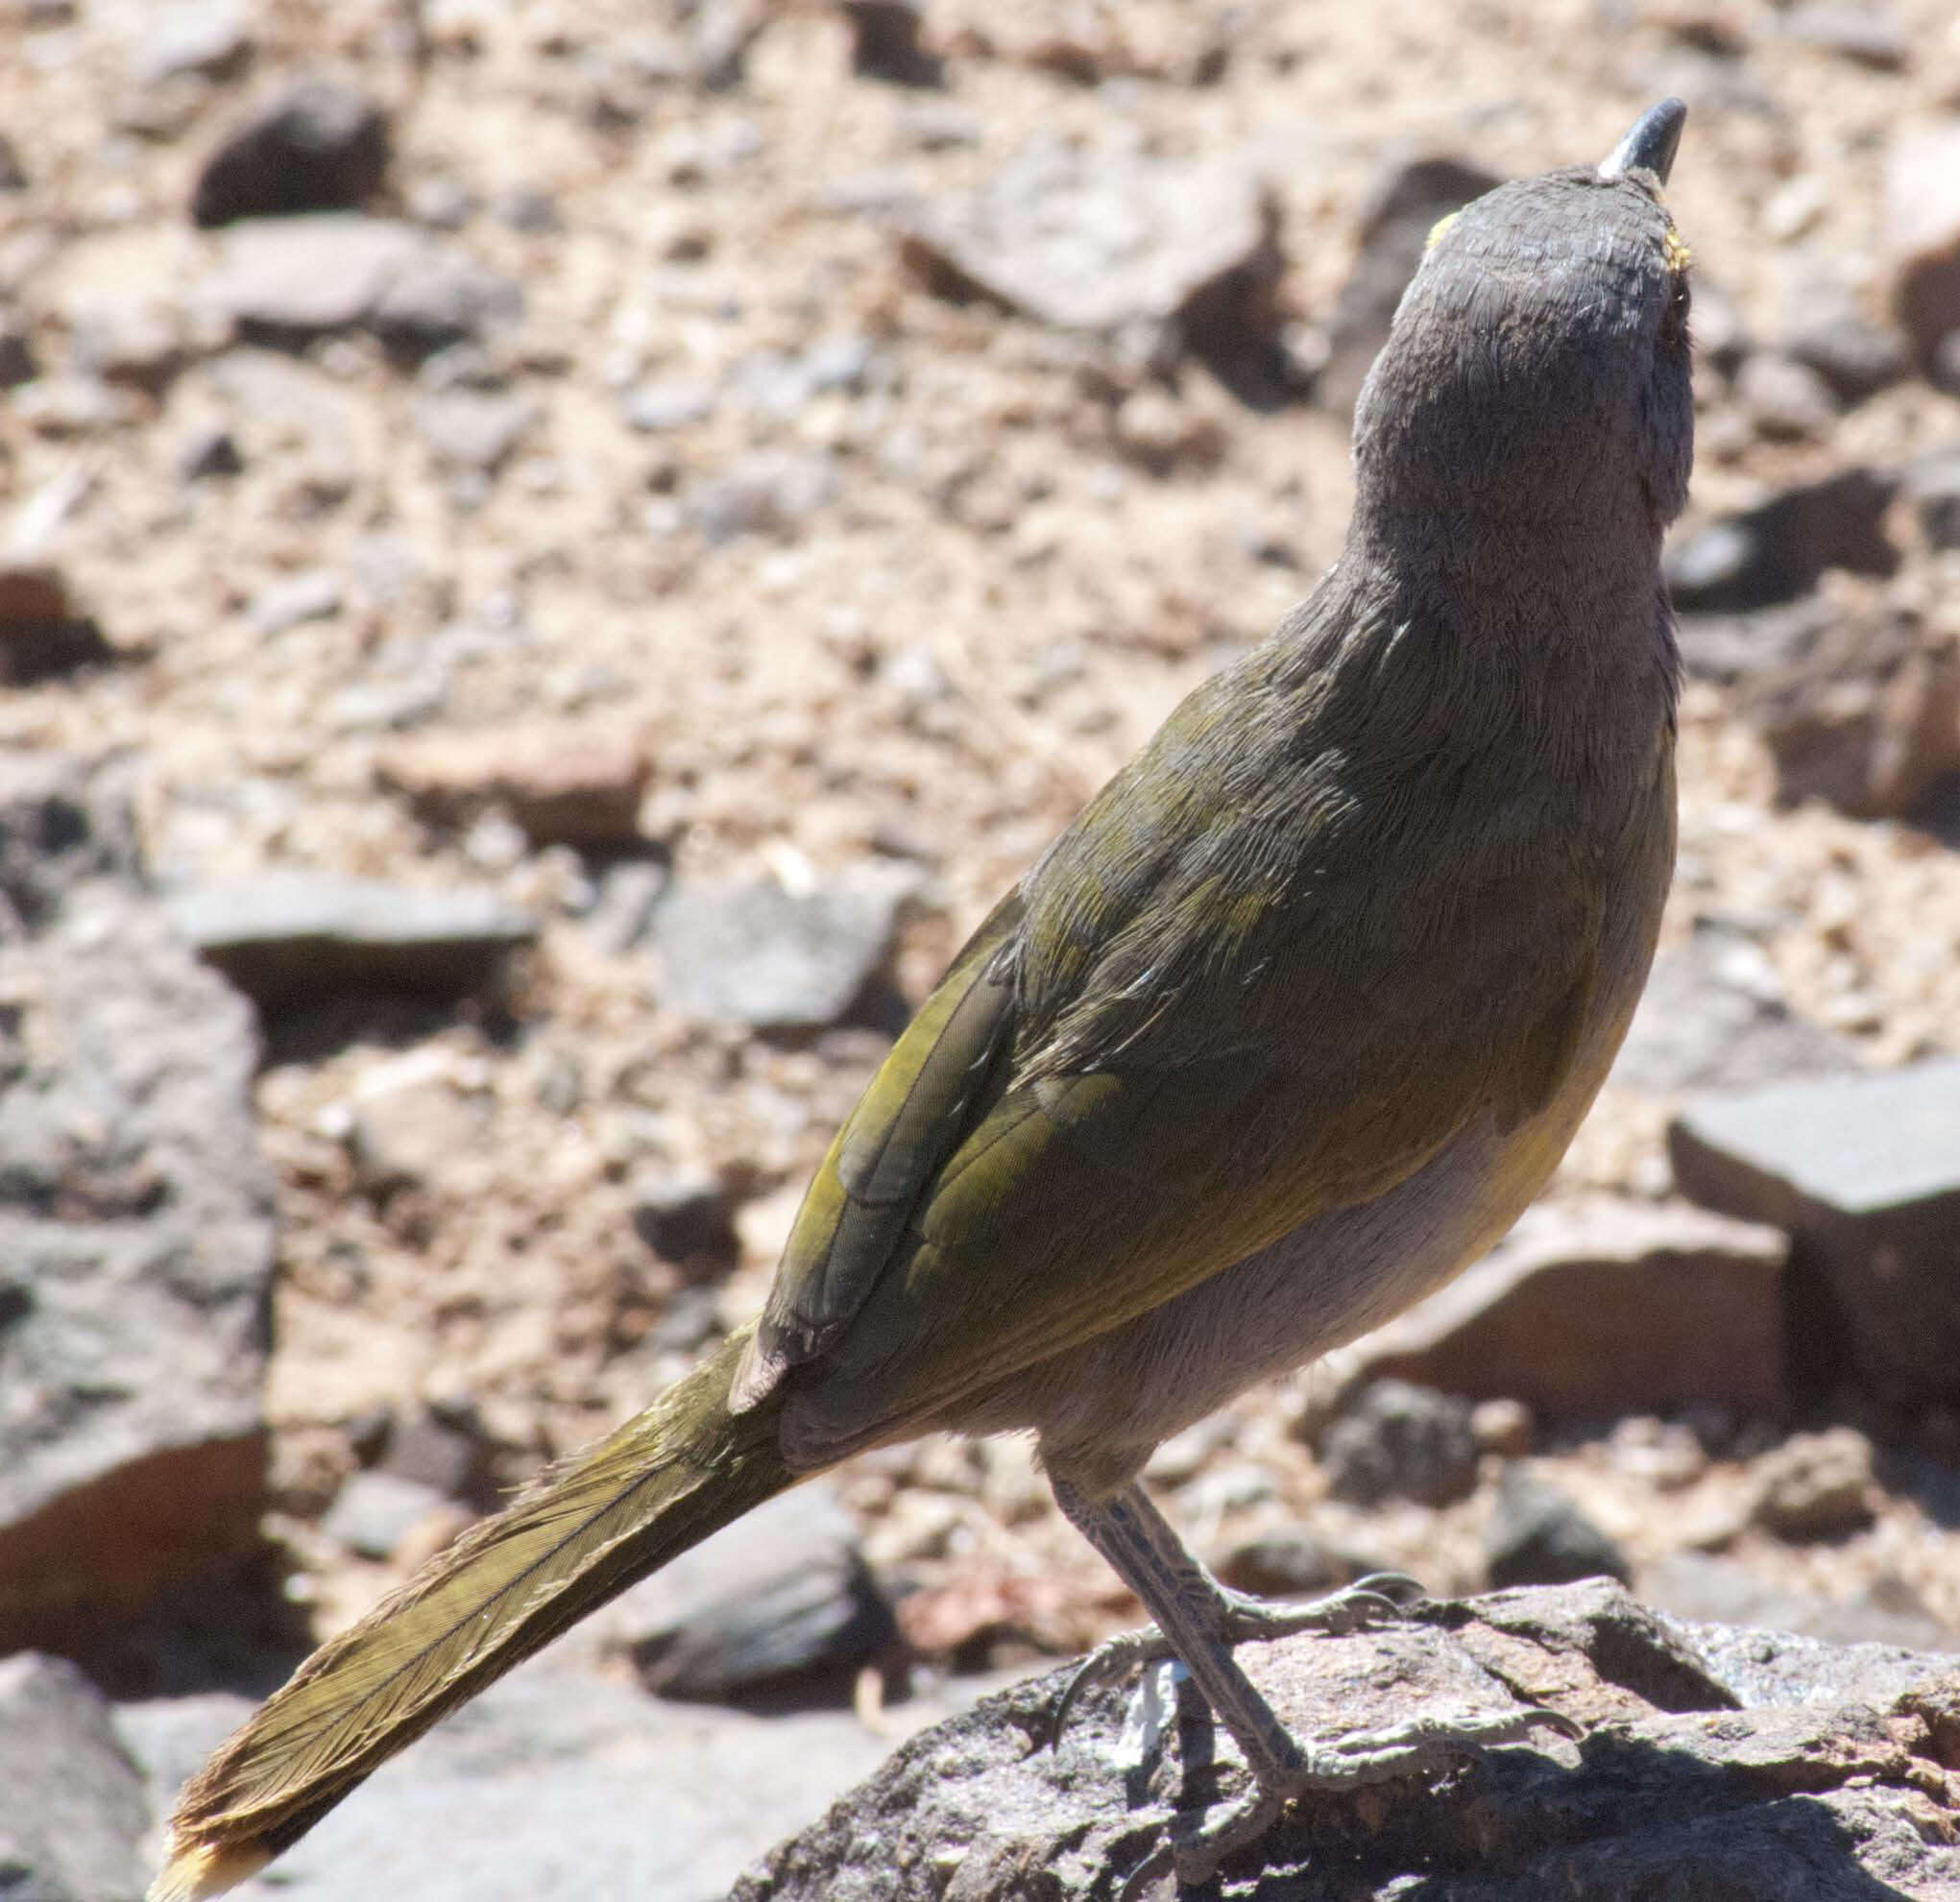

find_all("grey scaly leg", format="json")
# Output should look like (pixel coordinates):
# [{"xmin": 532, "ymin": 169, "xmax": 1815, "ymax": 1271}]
[{"xmin": 1049, "ymin": 1478, "xmax": 1578, "ymax": 1888}]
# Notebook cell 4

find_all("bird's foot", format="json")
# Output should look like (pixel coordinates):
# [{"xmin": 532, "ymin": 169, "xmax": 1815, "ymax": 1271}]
[
  {"xmin": 1164, "ymin": 1704, "xmax": 1585, "ymax": 1890},
  {"xmin": 1049, "ymin": 1573, "xmax": 1421, "ymax": 1752}
]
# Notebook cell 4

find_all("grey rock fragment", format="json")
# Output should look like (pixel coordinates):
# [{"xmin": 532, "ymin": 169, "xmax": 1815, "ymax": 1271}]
[
  {"xmin": 652, "ymin": 869, "xmax": 909, "ymax": 1029},
  {"xmin": 133, "ymin": 2, "xmax": 254, "ymax": 86},
  {"xmin": 412, "ymin": 388, "xmax": 534, "ymax": 471},
  {"xmin": 631, "ymin": 1166, "xmax": 738, "ymax": 1271},
  {"xmin": 320, "ymin": 1471, "xmax": 457, "ymax": 1562},
  {"xmin": 248, "ymin": 566, "xmax": 341, "ymax": 634},
  {"xmin": 192, "ymin": 75, "xmax": 389, "ymax": 227},
  {"xmin": 1319, "ymin": 1380, "xmax": 1479, "ymax": 1507},
  {"xmin": 1887, "ymin": 123, "xmax": 1960, "ymax": 361},
  {"xmin": 685, "ymin": 451, "xmax": 838, "ymax": 542},
  {"xmin": 1670, "ymin": 1059, "xmax": 1960, "ymax": 1407},
  {"xmin": 898, "ymin": 140, "xmax": 1282, "ymax": 378},
  {"xmin": 0, "ymin": 1654, "xmax": 147, "ymax": 1902},
  {"xmin": 1485, "ymin": 1467, "xmax": 1632, "ymax": 1588},
  {"xmin": 1907, "ymin": 443, "xmax": 1960, "ymax": 551},
  {"xmin": 1662, "ymin": 467, "xmax": 1899, "ymax": 613},
  {"xmin": 842, "ymin": 2, "xmax": 945, "ymax": 86},
  {"xmin": 165, "ymin": 875, "xmax": 537, "ymax": 1007},
  {"xmin": 1750, "ymin": 1427, "xmax": 1877, "ymax": 1542},
  {"xmin": 1645, "ymin": 1552, "xmax": 1953, "ymax": 1650},
  {"xmin": 0, "ymin": 751, "xmax": 143, "ymax": 937}
]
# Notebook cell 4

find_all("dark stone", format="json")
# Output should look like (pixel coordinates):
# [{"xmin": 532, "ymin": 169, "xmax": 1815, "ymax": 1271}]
[
  {"xmin": 0, "ymin": 566, "xmax": 115, "ymax": 686},
  {"xmin": 1662, "ymin": 467, "xmax": 1900, "ymax": 613},
  {"xmin": 1781, "ymin": 295, "xmax": 1909, "ymax": 404},
  {"xmin": 0, "ymin": 893, "xmax": 273, "ymax": 1653},
  {"xmin": 631, "ymin": 1167, "xmax": 738, "ymax": 1272},
  {"xmin": 191, "ymin": 75, "xmax": 390, "ymax": 227},
  {"xmin": 175, "ymin": 423, "xmax": 245, "ymax": 482},
  {"xmin": 1485, "ymin": 1466, "xmax": 1632, "ymax": 1588},
  {"xmin": 1907, "ymin": 443, "xmax": 1960, "ymax": 551},
  {"xmin": 1670, "ymin": 1059, "xmax": 1960, "ymax": 1408},
  {"xmin": 842, "ymin": 1, "xmax": 944, "ymax": 85},
  {"xmin": 1886, "ymin": 125, "xmax": 1960, "ymax": 363},
  {"xmin": 1731, "ymin": 601, "xmax": 1960, "ymax": 818},
  {"xmin": 1317, "ymin": 155, "xmax": 1502, "ymax": 419},
  {"xmin": 0, "ymin": 752, "xmax": 143, "ymax": 939},
  {"xmin": 0, "ymin": 1654, "xmax": 147, "ymax": 1902},
  {"xmin": 609, "ymin": 1484, "xmax": 897, "ymax": 1704},
  {"xmin": 732, "ymin": 1578, "xmax": 1960, "ymax": 1900},
  {"xmin": 1214, "ymin": 1527, "xmax": 1384, "ymax": 1601},
  {"xmin": 1750, "ymin": 1427, "xmax": 1877, "ymax": 1542},
  {"xmin": 1319, "ymin": 1380, "xmax": 1479, "ymax": 1507},
  {"xmin": 164, "ymin": 875, "xmax": 537, "ymax": 1008}
]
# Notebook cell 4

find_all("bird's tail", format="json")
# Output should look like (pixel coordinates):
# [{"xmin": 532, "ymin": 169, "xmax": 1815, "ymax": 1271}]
[{"xmin": 151, "ymin": 1326, "xmax": 796, "ymax": 1902}]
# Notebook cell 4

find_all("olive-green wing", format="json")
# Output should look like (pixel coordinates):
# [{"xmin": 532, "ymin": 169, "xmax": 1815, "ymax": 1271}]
[{"xmin": 731, "ymin": 891, "xmax": 1025, "ymax": 1409}]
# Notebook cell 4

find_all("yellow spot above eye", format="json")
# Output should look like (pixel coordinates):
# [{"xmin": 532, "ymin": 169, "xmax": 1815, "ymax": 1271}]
[
  {"xmin": 1662, "ymin": 228, "xmax": 1692, "ymax": 274},
  {"xmin": 1424, "ymin": 211, "xmax": 1459, "ymax": 252}
]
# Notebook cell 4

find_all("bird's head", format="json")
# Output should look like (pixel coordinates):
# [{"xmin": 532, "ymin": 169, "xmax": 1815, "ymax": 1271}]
[{"xmin": 1353, "ymin": 100, "xmax": 1695, "ymax": 543}]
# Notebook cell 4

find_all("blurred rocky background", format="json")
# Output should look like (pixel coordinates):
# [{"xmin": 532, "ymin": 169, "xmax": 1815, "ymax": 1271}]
[{"xmin": 5, "ymin": 0, "xmax": 1960, "ymax": 1896}]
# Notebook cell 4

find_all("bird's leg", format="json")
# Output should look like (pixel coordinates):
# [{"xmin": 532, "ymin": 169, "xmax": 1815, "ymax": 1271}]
[
  {"xmin": 1050, "ymin": 1478, "xmax": 1576, "ymax": 1889},
  {"xmin": 1049, "ymin": 1480, "xmax": 1418, "ymax": 1751}
]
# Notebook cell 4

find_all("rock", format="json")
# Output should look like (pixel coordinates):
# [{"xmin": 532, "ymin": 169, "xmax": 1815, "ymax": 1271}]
[
  {"xmin": 199, "ymin": 215, "xmax": 521, "ymax": 353},
  {"xmin": 841, "ymin": 1, "xmax": 944, "ymax": 85},
  {"xmin": 133, "ymin": 1, "xmax": 254, "ymax": 85},
  {"xmin": 729, "ymin": 335, "xmax": 879, "ymax": 417},
  {"xmin": 1328, "ymin": 1200, "xmax": 1788, "ymax": 1418},
  {"xmin": 1730, "ymin": 600, "xmax": 1960, "ymax": 818},
  {"xmin": 0, "ymin": 307, "xmax": 36, "ymax": 387},
  {"xmin": 622, "ymin": 377, "xmax": 718, "ymax": 433},
  {"xmin": 1732, "ymin": 351, "xmax": 1836, "ymax": 442},
  {"xmin": 631, "ymin": 1166, "xmax": 739, "ymax": 1273},
  {"xmin": 0, "ymin": 132, "xmax": 26, "ymax": 192},
  {"xmin": 604, "ymin": 1484, "xmax": 898, "ymax": 1703},
  {"xmin": 1485, "ymin": 1467, "xmax": 1632, "ymax": 1588},
  {"xmin": 412, "ymin": 388, "xmax": 534, "ymax": 472},
  {"xmin": 898, "ymin": 140, "xmax": 1282, "ymax": 382},
  {"xmin": 1644, "ymin": 1552, "xmax": 1954, "ymax": 1650},
  {"xmin": 164, "ymin": 875, "xmax": 537, "ymax": 1008},
  {"xmin": 733, "ymin": 1577, "xmax": 1960, "ymax": 1900},
  {"xmin": 0, "ymin": 892, "xmax": 273, "ymax": 1652},
  {"xmin": 377, "ymin": 723, "xmax": 649, "ymax": 846},
  {"xmin": 191, "ymin": 74, "xmax": 389, "ymax": 226},
  {"xmin": 685, "ymin": 451, "xmax": 839, "ymax": 542},
  {"xmin": 690, "ymin": 0, "xmax": 768, "ymax": 90},
  {"xmin": 1674, "ymin": 595, "xmax": 1831, "ymax": 686},
  {"xmin": 1780, "ymin": 1, "xmax": 1908, "ymax": 68},
  {"xmin": 1662, "ymin": 467, "xmax": 1899, "ymax": 613},
  {"xmin": 1317, "ymin": 154, "xmax": 1503, "ymax": 418},
  {"xmin": 372, "ymin": 1403, "xmax": 492, "ymax": 1502},
  {"xmin": 1780, "ymin": 288, "xmax": 1908, "ymax": 404},
  {"xmin": 652, "ymin": 870, "xmax": 909, "ymax": 1029},
  {"xmin": 248, "ymin": 566, "xmax": 342, "ymax": 634},
  {"xmin": 1611, "ymin": 919, "xmax": 1857, "ymax": 1095},
  {"xmin": 1319, "ymin": 1380, "xmax": 1479, "ymax": 1507},
  {"xmin": 0, "ymin": 1654, "xmax": 147, "ymax": 1902},
  {"xmin": 0, "ymin": 563, "xmax": 114, "ymax": 686},
  {"xmin": 175, "ymin": 422, "xmax": 244, "ymax": 481},
  {"xmin": 1750, "ymin": 1427, "xmax": 1877, "ymax": 1541},
  {"xmin": 0, "ymin": 751, "xmax": 143, "ymax": 937},
  {"xmin": 1907, "ymin": 443, "xmax": 1960, "ymax": 551},
  {"xmin": 1886, "ymin": 123, "xmax": 1960, "ymax": 363},
  {"xmin": 1213, "ymin": 1528, "xmax": 1384, "ymax": 1601},
  {"xmin": 1669, "ymin": 1059, "xmax": 1960, "ymax": 1408},
  {"xmin": 344, "ymin": 1062, "xmax": 490, "ymax": 1192},
  {"xmin": 319, "ymin": 1471, "xmax": 460, "ymax": 1562}
]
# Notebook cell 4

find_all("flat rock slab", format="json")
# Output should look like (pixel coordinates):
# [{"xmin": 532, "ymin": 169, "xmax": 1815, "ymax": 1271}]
[
  {"xmin": 1671, "ymin": 1059, "xmax": 1960, "ymax": 1406},
  {"xmin": 734, "ymin": 1578, "xmax": 1960, "ymax": 1901},
  {"xmin": 0, "ymin": 891, "xmax": 273, "ymax": 1650},
  {"xmin": 1327, "ymin": 1199, "xmax": 1788, "ymax": 1416},
  {"xmin": 166, "ymin": 874, "xmax": 536, "ymax": 1007}
]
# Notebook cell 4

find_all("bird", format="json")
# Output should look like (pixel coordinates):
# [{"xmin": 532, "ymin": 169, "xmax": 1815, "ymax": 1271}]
[{"xmin": 153, "ymin": 99, "xmax": 1693, "ymax": 1898}]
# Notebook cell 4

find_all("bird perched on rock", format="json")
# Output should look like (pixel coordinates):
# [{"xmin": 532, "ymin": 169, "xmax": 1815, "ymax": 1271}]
[{"xmin": 155, "ymin": 100, "xmax": 1694, "ymax": 1897}]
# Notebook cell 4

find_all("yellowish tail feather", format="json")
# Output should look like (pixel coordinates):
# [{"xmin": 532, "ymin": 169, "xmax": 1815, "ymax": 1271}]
[{"xmin": 151, "ymin": 1328, "xmax": 793, "ymax": 1901}]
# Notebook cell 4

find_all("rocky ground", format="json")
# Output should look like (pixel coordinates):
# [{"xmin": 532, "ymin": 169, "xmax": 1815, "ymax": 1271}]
[{"xmin": 6, "ymin": 0, "xmax": 1960, "ymax": 1894}]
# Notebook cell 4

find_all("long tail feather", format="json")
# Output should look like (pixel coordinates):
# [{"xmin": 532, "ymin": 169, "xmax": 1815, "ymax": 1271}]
[{"xmin": 152, "ymin": 1327, "xmax": 794, "ymax": 1901}]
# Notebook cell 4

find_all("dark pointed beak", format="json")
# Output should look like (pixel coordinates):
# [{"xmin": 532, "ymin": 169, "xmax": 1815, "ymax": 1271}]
[{"xmin": 1598, "ymin": 98, "xmax": 1686, "ymax": 186}]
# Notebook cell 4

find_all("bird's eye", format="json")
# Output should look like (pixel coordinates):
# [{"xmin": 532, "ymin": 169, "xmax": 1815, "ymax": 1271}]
[{"xmin": 1660, "ymin": 270, "xmax": 1691, "ymax": 349}]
